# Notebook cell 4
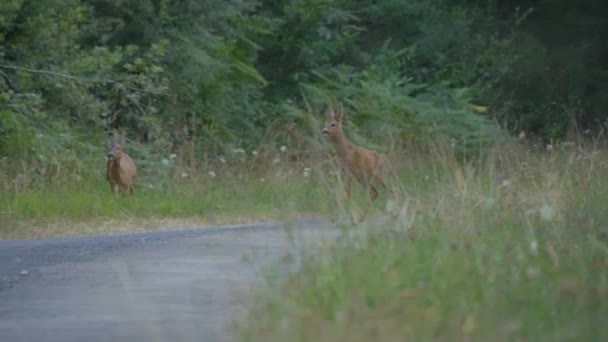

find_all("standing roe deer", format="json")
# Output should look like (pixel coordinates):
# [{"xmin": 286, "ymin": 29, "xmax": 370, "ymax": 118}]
[
  {"xmin": 106, "ymin": 131, "xmax": 137, "ymax": 195},
  {"xmin": 322, "ymin": 106, "xmax": 390, "ymax": 202}
]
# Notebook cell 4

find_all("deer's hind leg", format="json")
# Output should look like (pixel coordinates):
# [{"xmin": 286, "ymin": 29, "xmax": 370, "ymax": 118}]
[
  {"xmin": 369, "ymin": 184, "xmax": 379, "ymax": 201},
  {"xmin": 355, "ymin": 174, "xmax": 379, "ymax": 202},
  {"xmin": 372, "ymin": 166, "xmax": 398, "ymax": 199}
]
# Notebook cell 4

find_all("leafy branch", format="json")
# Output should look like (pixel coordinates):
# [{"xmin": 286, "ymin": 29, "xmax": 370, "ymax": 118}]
[{"xmin": 0, "ymin": 64, "xmax": 168, "ymax": 96}]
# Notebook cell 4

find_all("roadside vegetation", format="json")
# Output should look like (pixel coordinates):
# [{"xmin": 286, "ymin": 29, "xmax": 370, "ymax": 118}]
[
  {"xmin": 1, "ymin": 0, "xmax": 607, "ymax": 338},
  {"xmin": 236, "ymin": 138, "xmax": 608, "ymax": 341}
]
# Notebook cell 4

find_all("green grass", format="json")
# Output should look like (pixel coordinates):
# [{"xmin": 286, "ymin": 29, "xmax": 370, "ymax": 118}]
[
  {"xmin": 2, "ymin": 136, "xmax": 608, "ymax": 340},
  {"xmin": 234, "ymin": 142, "xmax": 608, "ymax": 341},
  {"xmin": 0, "ymin": 143, "xmax": 399, "ymax": 238},
  {"xmin": 0, "ymin": 165, "xmax": 333, "ymax": 239}
]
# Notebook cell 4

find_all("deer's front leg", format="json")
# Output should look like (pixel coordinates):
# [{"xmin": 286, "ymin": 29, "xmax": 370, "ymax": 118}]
[{"xmin": 343, "ymin": 172, "xmax": 353, "ymax": 199}]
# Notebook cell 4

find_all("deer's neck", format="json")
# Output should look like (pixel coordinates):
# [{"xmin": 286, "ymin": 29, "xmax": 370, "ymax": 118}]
[
  {"xmin": 333, "ymin": 133, "xmax": 352, "ymax": 160},
  {"xmin": 111, "ymin": 155, "xmax": 124, "ymax": 167}
]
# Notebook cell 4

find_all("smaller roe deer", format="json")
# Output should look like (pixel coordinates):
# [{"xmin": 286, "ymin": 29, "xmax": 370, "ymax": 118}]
[
  {"xmin": 106, "ymin": 130, "xmax": 137, "ymax": 195},
  {"xmin": 322, "ymin": 106, "xmax": 390, "ymax": 202}
]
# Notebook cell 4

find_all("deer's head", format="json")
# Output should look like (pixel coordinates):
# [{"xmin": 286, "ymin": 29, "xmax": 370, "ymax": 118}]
[
  {"xmin": 107, "ymin": 132, "xmax": 126, "ymax": 161},
  {"xmin": 322, "ymin": 107, "xmax": 344, "ymax": 142}
]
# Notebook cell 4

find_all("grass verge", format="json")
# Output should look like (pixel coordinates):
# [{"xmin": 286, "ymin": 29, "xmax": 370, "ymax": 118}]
[
  {"xmin": 235, "ymin": 141, "xmax": 608, "ymax": 341},
  {"xmin": 0, "ymin": 162, "xmax": 332, "ymax": 239}
]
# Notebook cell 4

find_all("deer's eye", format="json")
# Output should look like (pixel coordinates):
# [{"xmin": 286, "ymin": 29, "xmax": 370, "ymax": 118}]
[{"xmin": 331, "ymin": 123, "xmax": 336, "ymax": 127}]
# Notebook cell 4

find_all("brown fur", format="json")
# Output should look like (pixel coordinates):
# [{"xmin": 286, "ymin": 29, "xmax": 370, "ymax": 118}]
[
  {"xmin": 106, "ymin": 131, "xmax": 137, "ymax": 195},
  {"xmin": 322, "ymin": 106, "xmax": 389, "ymax": 201}
]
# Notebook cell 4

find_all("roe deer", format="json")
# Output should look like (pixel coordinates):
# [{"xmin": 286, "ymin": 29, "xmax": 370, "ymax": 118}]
[
  {"xmin": 106, "ymin": 131, "xmax": 137, "ymax": 195},
  {"xmin": 322, "ymin": 106, "xmax": 390, "ymax": 202}
]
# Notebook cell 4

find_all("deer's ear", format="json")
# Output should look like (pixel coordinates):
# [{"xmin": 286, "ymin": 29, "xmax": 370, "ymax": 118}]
[
  {"xmin": 334, "ymin": 108, "xmax": 343, "ymax": 122},
  {"xmin": 326, "ymin": 107, "xmax": 335, "ymax": 120},
  {"xmin": 109, "ymin": 131, "xmax": 118, "ymax": 144}
]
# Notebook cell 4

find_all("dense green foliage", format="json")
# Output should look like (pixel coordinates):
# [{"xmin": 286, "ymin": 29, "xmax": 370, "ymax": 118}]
[{"xmin": 1, "ymin": 0, "xmax": 607, "ymax": 185}]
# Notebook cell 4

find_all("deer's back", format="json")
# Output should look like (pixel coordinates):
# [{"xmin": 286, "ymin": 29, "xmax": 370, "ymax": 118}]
[{"xmin": 341, "ymin": 145, "xmax": 384, "ymax": 179}]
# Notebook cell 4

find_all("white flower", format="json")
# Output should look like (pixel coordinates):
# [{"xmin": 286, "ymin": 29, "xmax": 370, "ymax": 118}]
[
  {"xmin": 280, "ymin": 145, "xmax": 287, "ymax": 153},
  {"xmin": 169, "ymin": 153, "xmax": 177, "ymax": 159},
  {"xmin": 303, "ymin": 167, "xmax": 311, "ymax": 177},
  {"xmin": 181, "ymin": 173, "xmax": 188, "ymax": 178},
  {"xmin": 518, "ymin": 131, "xmax": 526, "ymax": 140},
  {"xmin": 252, "ymin": 150, "xmax": 258, "ymax": 157},
  {"xmin": 529, "ymin": 240, "xmax": 538, "ymax": 256},
  {"xmin": 539, "ymin": 203, "xmax": 556, "ymax": 221},
  {"xmin": 482, "ymin": 197, "xmax": 496, "ymax": 210},
  {"xmin": 546, "ymin": 144, "xmax": 554, "ymax": 152},
  {"xmin": 272, "ymin": 157, "xmax": 281, "ymax": 165},
  {"xmin": 219, "ymin": 157, "xmax": 226, "ymax": 164},
  {"xmin": 501, "ymin": 179, "xmax": 511, "ymax": 187},
  {"xmin": 232, "ymin": 148, "xmax": 245, "ymax": 154},
  {"xmin": 208, "ymin": 171, "xmax": 216, "ymax": 178},
  {"xmin": 260, "ymin": 178, "xmax": 265, "ymax": 183},
  {"xmin": 161, "ymin": 158, "xmax": 169, "ymax": 166},
  {"xmin": 562, "ymin": 141, "xmax": 575, "ymax": 147}
]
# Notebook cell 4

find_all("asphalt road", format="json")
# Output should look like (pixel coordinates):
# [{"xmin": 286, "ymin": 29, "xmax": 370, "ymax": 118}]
[{"xmin": 0, "ymin": 218, "xmax": 335, "ymax": 342}]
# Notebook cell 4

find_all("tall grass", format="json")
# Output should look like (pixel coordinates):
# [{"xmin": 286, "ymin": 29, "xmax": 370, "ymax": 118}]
[
  {"xmin": 235, "ymin": 138, "xmax": 608, "ymax": 341},
  {"xmin": 2, "ymin": 116, "xmax": 607, "ymax": 339},
  {"xmin": 0, "ymin": 140, "xmax": 334, "ymax": 239}
]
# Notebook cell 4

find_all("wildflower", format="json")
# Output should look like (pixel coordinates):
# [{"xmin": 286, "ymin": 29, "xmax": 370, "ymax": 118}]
[
  {"xmin": 169, "ymin": 153, "xmax": 177, "ymax": 159},
  {"xmin": 280, "ymin": 145, "xmax": 287, "ymax": 153},
  {"xmin": 208, "ymin": 171, "xmax": 216, "ymax": 178},
  {"xmin": 482, "ymin": 197, "xmax": 496, "ymax": 210},
  {"xmin": 252, "ymin": 150, "xmax": 258, "ymax": 157},
  {"xmin": 260, "ymin": 178, "xmax": 265, "ymax": 183},
  {"xmin": 546, "ymin": 144, "xmax": 553, "ymax": 152},
  {"xmin": 518, "ymin": 131, "xmax": 526, "ymax": 141},
  {"xmin": 303, "ymin": 167, "xmax": 311, "ymax": 178},
  {"xmin": 539, "ymin": 203, "xmax": 556, "ymax": 221},
  {"xmin": 561, "ymin": 141, "xmax": 575, "ymax": 147},
  {"xmin": 529, "ymin": 240, "xmax": 538, "ymax": 256},
  {"xmin": 219, "ymin": 157, "xmax": 226, "ymax": 164},
  {"xmin": 232, "ymin": 148, "xmax": 245, "ymax": 154},
  {"xmin": 501, "ymin": 179, "xmax": 511, "ymax": 187},
  {"xmin": 272, "ymin": 157, "xmax": 281, "ymax": 165},
  {"xmin": 181, "ymin": 173, "xmax": 188, "ymax": 178},
  {"xmin": 161, "ymin": 158, "xmax": 169, "ymax": 166}
]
